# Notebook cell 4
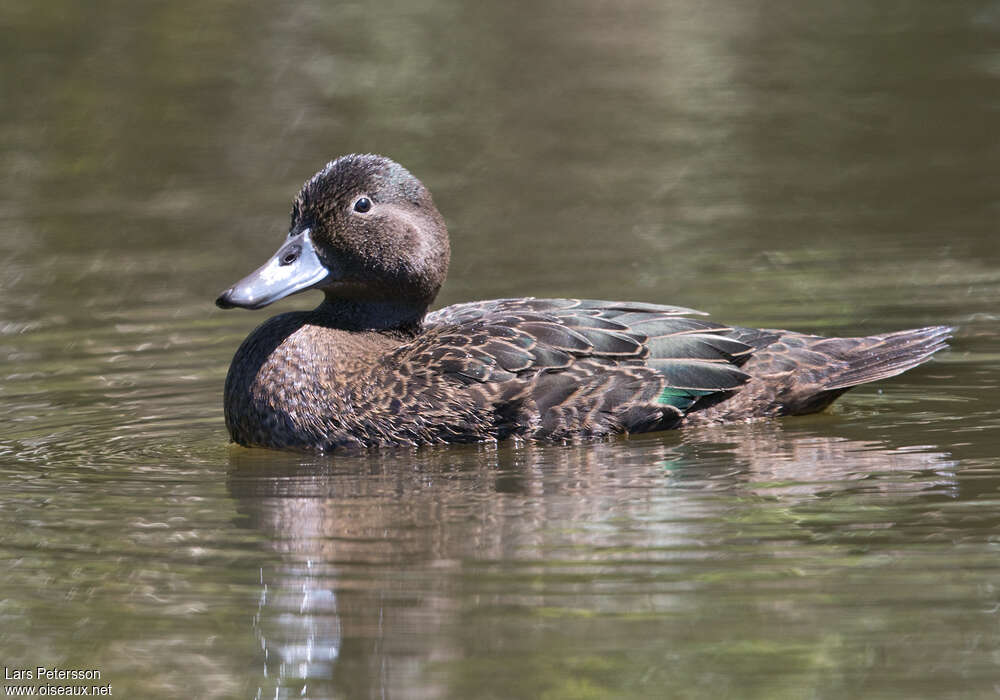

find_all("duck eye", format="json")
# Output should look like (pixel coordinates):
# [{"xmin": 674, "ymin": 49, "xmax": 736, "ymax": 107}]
[{"xmin": 353, "ymin": 197, "xmax": 372, "ymax": 213}]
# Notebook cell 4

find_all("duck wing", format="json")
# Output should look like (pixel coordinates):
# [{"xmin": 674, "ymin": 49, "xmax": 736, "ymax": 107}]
[
  {"xmin": 684, "ymin": 325, "xmax": 953, "ymax": 423},
  {"xmin": 394, "ymin": 298, "xmax": 765, "ymax": 439}
]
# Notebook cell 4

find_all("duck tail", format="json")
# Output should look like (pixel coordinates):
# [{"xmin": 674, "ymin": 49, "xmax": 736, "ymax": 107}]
[{"xmin": 819, "ymin": 325, "xmax": 953, "ymax": 391}]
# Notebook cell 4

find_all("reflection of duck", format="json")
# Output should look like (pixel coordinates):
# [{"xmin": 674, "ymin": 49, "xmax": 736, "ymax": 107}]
[
  {"xmin": 227, "ymin": 432, "xmax": 956, "ymax": 698},
  {"xmin": 216, "ymin": 154, "xmax": 951, "ymax": 451},
  {"xmin": 677, "ymin": 423, "xmax": 959, "ymax": 499}
]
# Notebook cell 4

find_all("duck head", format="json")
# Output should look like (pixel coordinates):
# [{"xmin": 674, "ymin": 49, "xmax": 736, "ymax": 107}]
[{"xmin": 216, "ymin": 154, "xmax": 450, "ymax": 327}]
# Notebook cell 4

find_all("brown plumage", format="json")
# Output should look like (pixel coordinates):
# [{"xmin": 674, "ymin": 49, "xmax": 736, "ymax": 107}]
[{"xmin": 216, "ymin": 154, "xmax": 951, "ymax": 451}]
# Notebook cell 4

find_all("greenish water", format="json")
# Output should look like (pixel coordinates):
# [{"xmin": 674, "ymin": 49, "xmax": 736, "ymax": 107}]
[{"xmin": 2, "ymin": 1, "xmax": 999, "ymax": 698}]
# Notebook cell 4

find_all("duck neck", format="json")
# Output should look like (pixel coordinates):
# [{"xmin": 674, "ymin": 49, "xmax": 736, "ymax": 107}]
[{"xmin": 314, "ymin": 296, "xmax": 427, "ymax": 335}]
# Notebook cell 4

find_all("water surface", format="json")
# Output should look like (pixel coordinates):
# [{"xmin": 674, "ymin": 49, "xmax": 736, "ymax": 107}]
[{"xmin": 1, "ymin": 1, "xmax": 999, "ymax": 698}]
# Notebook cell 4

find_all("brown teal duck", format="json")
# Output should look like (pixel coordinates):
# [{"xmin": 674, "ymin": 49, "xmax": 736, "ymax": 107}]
[{"xmin": 216, "ymin": 154, "xmax": 951, "ymax": 451}]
